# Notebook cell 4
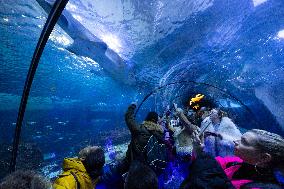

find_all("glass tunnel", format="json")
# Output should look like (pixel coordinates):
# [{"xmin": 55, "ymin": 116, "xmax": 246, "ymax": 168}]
[{"xmin": 0, "ymin": 0, "xmax": 284, "ymax": 188}]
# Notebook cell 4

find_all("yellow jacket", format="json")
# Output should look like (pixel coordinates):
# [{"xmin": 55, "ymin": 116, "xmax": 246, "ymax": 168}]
[{"xmin": 53, "ymin": 158, "xmax": 99, "ymax": 189}]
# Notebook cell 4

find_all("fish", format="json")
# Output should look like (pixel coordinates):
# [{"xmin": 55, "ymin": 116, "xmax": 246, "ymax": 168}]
[
  {"xmin": 27, "ymin": 121, "xmax": 37, "ymax": 125},
  {"xmin": 33, "ymin": 135, "xmax": 42, "ymax": 139},
  {"xmin": 190, "ymin": 94, "xmax": 205, "ymax": 104},
  {"xmin": 189, "ymin": 94, "xmax": 205, "ymax": 110},
  {"xmin": 43, "ymin": 152, "xmax": 56, "ymax": 160},
  {"xmin": 57, "ymin": 121, "xmax": 67, "ymax": 125}
]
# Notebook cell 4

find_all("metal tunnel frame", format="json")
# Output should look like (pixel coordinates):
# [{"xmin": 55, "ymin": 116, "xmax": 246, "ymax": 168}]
[
  {"xmin": 134, "ymin": 80, "xmax": 261, "ymax": 127},
  {"xmin": 9, "ymin": 0, "xmax": 69, "ymax": 173}
]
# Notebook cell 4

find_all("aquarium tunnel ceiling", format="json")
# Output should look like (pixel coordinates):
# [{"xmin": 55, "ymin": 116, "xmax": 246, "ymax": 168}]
[{"xmin": 1, "ymin": 0, "xmax": 284, "ymax": 134}]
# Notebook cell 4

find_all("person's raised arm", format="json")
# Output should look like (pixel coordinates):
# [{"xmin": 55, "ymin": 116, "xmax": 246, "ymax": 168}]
[
  {"xmin": 173, "ymin": 103, "xmax": 199, "ymax": 133},
  {"xmin": 219, "ymin": 117, "xmax": 242, "ymax": 141},
  {"xmin": 125, "ymin": 102, "xmax": 140, "ymax": 133}
]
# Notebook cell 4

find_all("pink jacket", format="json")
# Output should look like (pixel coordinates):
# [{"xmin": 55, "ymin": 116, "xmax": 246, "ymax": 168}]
[{"xmin": 216, "ymin": 156, "xmax": 260, "ymax": 189}]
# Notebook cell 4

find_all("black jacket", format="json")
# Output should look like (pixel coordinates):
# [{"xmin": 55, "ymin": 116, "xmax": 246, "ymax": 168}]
[
  {"xmin": 125, "ymin": 104, "xmax": 164, "ymax": 162},
  {"xmin": 98, "ymin": 105, "xmax": 164, "ymax": 188},
  {"xmin": 180, "ymin": 152, "xmax": 234, "ymax": 189}
]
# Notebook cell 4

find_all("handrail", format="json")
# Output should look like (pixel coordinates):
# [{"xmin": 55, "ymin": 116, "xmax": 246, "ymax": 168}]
[{"xmin": 9, "ymin": 0, "xmax": 69, "ymax": 173}]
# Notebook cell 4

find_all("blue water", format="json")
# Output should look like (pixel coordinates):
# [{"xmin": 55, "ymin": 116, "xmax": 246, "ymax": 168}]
[{"xmin": 0, "ymin": 0, "xmax": 284, "ymax": 181}]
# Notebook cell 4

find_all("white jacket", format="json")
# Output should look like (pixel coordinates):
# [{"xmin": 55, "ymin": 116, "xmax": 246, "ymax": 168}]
[{"xmin": 200, "ymin": 116, "xmax": 242, "ymax": 157}]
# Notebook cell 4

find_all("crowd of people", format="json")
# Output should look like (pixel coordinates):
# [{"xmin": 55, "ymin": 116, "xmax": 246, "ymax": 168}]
[{"xmin": 1, "ymin": 94, "xmax": 284, "ymax": 189}]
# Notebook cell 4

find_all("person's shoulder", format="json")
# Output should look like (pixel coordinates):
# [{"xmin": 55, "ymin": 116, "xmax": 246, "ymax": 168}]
[
  {"xmin": 221, "ymin": 116, "xmax": 233, "ymax": 122},
  {"xmin": 221, "ymin": 117, "xmax": 237, "ymax": 128},
  {"xmin": 215, "ymin": 156, "xmax": 243, "ymax": 169},
  {"xmin": 216, "ymin": 156, "xmax": 243, "ymax": 162},
  {"xmin": 53, "ymin": 172, "xmax": 75, "ymax": 188}
]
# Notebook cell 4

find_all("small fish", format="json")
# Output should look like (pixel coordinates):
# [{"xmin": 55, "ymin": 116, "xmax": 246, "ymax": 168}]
[
  {"xmin": 43, "ymin": 152, "xmax": 56, "ymax": 160},
  {"xmin": 190, "ymin": 94, "xmax": 204, "ymax": 104},
  {"xmin": 189, "ymin": 94, "xmax": 205, "ymax": 110},
  {"xmin": 27, "ymin": 121, "xmax": 37, "ymax": 125},
  {"xmin": 57, "ymin": 122, "xmax": 66, "ymax": 125},
  {"xmin": 33, "ymin": 135, "xmax": 42, "ymax": 139}
]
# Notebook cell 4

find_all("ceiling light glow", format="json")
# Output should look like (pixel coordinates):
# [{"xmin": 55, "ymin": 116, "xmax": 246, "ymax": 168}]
[
  {"xmin": 101, "ymin": 34, "xmax": 122, "ymax": 53},
  {"xmin": 252, "ymin": 0, "xmax": 267, "ymax": 7}
]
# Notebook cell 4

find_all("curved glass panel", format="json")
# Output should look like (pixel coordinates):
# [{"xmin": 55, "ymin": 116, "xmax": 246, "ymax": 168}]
[
  {"xmin": 0, "ymin": 0, "xmax": 284, "ymax": 184},
  {"xmin": 0, "ymin": 0, "xmax": 49, "ymax": 178}
]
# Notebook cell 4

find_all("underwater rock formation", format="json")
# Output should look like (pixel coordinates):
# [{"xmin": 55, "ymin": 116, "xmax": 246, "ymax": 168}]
[{"xmin": 0, "ymin": 143, "xmax": 43, "ymax": 179}]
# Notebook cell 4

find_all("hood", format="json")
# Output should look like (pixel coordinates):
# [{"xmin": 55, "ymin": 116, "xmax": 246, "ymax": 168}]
[
  {"xmin": 62, "ymin": 158, "xmax": 87, "ymax": 173},
  {"xmin": 142, "ymin": 121, "xmax": 164, "ymax": 134}
]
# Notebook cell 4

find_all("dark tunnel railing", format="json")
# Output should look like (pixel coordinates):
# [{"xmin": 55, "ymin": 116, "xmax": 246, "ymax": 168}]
[
  {"xmin": 134, "ymin": 80, "xmax": 261, "ymax": 127},
  {"xmin": 9, "ymin": 0, "xmax": 69, "ymax": 173}
]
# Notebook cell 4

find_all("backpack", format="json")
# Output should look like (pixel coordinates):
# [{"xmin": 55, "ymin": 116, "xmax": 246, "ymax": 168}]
[{"xmin": 143, "ymin": 135, "xmax": 167, "ymax": 174}]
